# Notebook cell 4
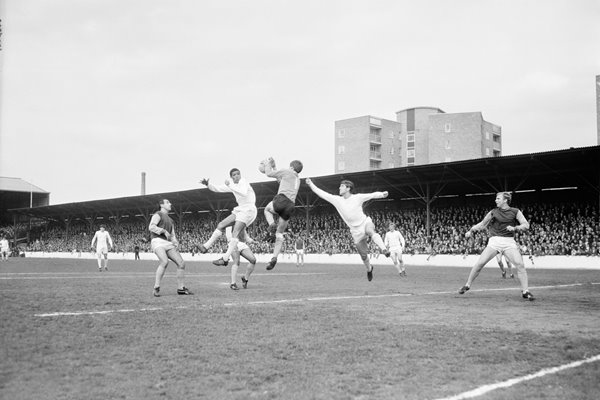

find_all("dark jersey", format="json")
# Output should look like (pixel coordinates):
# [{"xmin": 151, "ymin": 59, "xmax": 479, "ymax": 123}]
[
  {"xmin": 150, "ymin": 211, "xmax": 174, "ymax": 241},
  {"xmin": 488, "ymin": 207, "xmax": 520, "ymax": 237}
]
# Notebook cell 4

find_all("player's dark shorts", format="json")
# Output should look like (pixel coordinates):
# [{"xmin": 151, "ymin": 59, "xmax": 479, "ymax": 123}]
[{"xmin": 272, "ymin": 193, "xmax": 295, "ymax": 221}]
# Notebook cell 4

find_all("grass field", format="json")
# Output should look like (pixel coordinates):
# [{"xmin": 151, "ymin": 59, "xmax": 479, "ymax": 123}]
[{"xmin": 1, "ymin": 257, "xmax": 599, "ymax": 400}]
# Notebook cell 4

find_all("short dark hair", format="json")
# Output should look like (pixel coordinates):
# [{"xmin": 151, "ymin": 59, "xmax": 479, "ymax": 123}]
[
  {"xmin": 159, "ymin": 199, "xmax": 169, "ymax": 207},
  {"xmin": 290, "ymin": 160, "xmax": 303, "ymax": 174},
  {"xmin": 229, "ymin": 168, "xmax": 240, "ymax": 177},
  {"xmin": 340, "ymin": 180, "xmax": 354, "ymax": 193}
]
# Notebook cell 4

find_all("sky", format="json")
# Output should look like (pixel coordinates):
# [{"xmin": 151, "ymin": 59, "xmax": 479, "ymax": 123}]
[{"xmin": 0, "ymin": 0, "xmax": 599, "ymax": 205}]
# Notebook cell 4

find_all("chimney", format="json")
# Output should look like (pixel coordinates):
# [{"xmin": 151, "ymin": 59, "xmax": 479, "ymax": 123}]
[{"xmin": 141, "ymin": 172, "xmax": 146, "ymax": 195}]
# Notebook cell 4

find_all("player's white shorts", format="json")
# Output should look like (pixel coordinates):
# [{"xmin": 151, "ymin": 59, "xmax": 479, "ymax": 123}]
[
  {"xmin": 96, "ymin": 247, "xmax": 108, "ymax": 255},
  {"xmin": 349, "ymin": 217, "xmax": 372, "ymax": 243},
  {"xmin": 487, "ymin": 236, "xmax": 519, "ymax": 253},
  {"xmin": 389, "ymin": 246, "xmax": 403, "ymax": 258},
  {"xmin": 296, "ymin": 249, "xmax": 305, "ymax": 256},
  {"xmin": 236, "ymin": 241, "xmax": 250, "ymax": 252},
  {"xmin": 151, "ymin": 238, "xmax": 175, "ymax": 252},
  {"xmin": 233, "ymin": 206, "xmax": 258, "ymax": 226}
]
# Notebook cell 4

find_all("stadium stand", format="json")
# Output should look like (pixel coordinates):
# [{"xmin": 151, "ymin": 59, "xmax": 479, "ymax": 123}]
[{"xmin": 3, "ymin": 146, "xmax": 599, "ymax": 257}]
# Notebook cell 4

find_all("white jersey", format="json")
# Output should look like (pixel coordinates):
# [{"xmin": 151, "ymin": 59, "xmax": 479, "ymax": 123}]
[
  {"xmin": 209, "ymin": 178, "xmax": 257, "ymax": 213},
  {"xmin": 309, "ymin": 185, "xmax": 386, "ymax": 228},
  {"xmin": 384, "ymin": 230, "xmax": 405, "ymax": 249},
  {"xmin": 92, "ymin": 230, "xmax": 113, "ymax": 251},
  {"xmin": 0, "ymin": 239, "xmax": 9, "ymax": 252}
]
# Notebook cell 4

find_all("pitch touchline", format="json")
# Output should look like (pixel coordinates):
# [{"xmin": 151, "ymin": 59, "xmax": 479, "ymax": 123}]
[
  {"xmin": 434, "ymin": 353, "xmax": 600, "ymax": 400},
  {"xmin": 33, "ymin": 282, "xmax": 598, "ymax": 318}
]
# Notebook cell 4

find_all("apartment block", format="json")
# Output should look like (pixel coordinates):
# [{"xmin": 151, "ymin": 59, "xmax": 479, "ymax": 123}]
[{"xmin": 335, "ymin": 107, "xmax": 501, "ymax": 173}]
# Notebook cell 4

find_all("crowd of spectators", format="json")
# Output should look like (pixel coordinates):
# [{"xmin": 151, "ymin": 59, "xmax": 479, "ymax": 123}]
[{"xmin": 4, "ymin": 200, "xmax": 599, "ymax": 257}]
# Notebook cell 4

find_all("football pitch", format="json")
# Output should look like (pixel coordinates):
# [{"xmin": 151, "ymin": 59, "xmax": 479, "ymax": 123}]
[{"xmin": 1, "ymin": 258, "xmax": 599, "ymax": 400}]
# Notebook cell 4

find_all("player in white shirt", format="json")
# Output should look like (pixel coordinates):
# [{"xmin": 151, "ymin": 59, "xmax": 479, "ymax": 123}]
[
  {"xmin": 224, "ymin": 226, "xmax": 257, "ymax": 290},
  {"xmin": 294, "ymin": 234, "xmax": 305, "ymax": 267},
  {"xmin": 198, "ymin": 168, "xmax": 258, "ymax": 267},
  {"xmin": 305, "ymin": 178, "xmax": 391, "ymax": 281},
  {"xmin": 0, "ymin": 236, "xmax": 10, "ymax": 261},
  {"xmin": 384, "ymin": 222, "xmax": 407, "ymax": 276},
  {"xmin": 90, "ymin": 225, "xmax": 113, "ymax": 271}
]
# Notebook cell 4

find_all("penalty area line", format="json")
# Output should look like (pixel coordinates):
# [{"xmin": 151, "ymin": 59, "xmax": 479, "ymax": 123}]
[{"xmin": 434, "ymin": 353, "xmax": 600, "ymax": 400}]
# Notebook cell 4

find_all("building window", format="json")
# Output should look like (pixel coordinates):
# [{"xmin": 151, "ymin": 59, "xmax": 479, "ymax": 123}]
[
  {"xmin": 407, "ymin": 132, "xmax": 415, "ymax": 149},
  {"xmin": 338, "ymin": 161, "xmax": 345, "ymax": 170},
  {"xmin": 407, "ymin": 157, "xmax": 415, "ymax": 165},
  {"xmin": 445, "ymin": 140, "xmax": 451, "ymax": 150},
  {"xmin": 390, "ymin": 147, "xmax": 394, "ymax": 155},
  {"xmin": 370, "ymin": 160, "xmax": 381, "ymax": 169},
  {"xmin": 445, "ymin": 123, "xmax": 451, "ymax": 133},
  {"xmin": 338, "ymin": 129, "xmax": 345, "ymax": 138},
  {"xmin": 485, "ymin": 148, "xmax": 490, "ymax": 156},
  {"xmin": 338, "ymin": 145, "xmax": 345, "ymax": 154},
  {"xmin": 407, "ymin": 149, "xmax": 415, "ymax": 158},
  {"xmin": 485, "ymin": 131, "xmax": 490, "ymax": 140},
  {"xmin": 388, "ymin": 162, "xmax": 395, "ymax": 168}
]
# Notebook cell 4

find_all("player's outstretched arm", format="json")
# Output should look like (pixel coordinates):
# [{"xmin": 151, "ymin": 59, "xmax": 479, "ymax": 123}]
[
  {"xmin": 465, "ymin": 211, "xmax": 493, "ymax": 238},
  {"xmin": 305, "ymin": 178, "xmax": 336, "ymax": 202}
]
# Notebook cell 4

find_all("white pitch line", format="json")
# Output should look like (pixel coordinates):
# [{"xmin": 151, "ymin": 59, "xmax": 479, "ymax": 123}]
[
  {"xmin": 35, "ymin": 306, "xmax": 171, "ymax": 317},
  {"xmin": 434, "ymin": 354, "xmax": 600, "ymax": 400},
  {"xmin": 224, "ymin": 292, "xmax": 414, "ymax": 306},
  {"xmin": 426, "ymin": 282, "xmax": 591, "ymax": 296}
]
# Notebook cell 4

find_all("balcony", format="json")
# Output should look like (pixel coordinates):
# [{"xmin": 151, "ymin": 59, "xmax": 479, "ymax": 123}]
[
  {"xmin": 369, "ymin": 151, "xmax": 382, "ymax": 160},
  {"xmin": 369, "ymin": 133, "xmax": 382, "ymax": 144}
]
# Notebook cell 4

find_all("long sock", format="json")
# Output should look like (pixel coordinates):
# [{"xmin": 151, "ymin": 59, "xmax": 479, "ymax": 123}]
[
  {"xmin": 231, "ymin": 262, "xmax": 239, "ymax": 284},
  {"xmin": 176, "ymin": 268, "xmax": 185, "ymax": 290},
  {"xmin": 272, "ymin": 235, "xmax": 284, "ymax": 258},
  {"xmin": 371, "ymin": 233, "xmax": 386, "ymax": 251},
  {"xmin": 223, "ymin": 238, "xmax": 238, "ymax": 260},
  {"xmin": 517, "ymin": 269, "xmax": 529, "ymax": 291},
  {"xmin": 204, "ymin": 229, "xmax": 222, "ymax": 248},
  {"xmin": 154, "ymin": 265, "xmax": 166, "ymax": 288}
]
